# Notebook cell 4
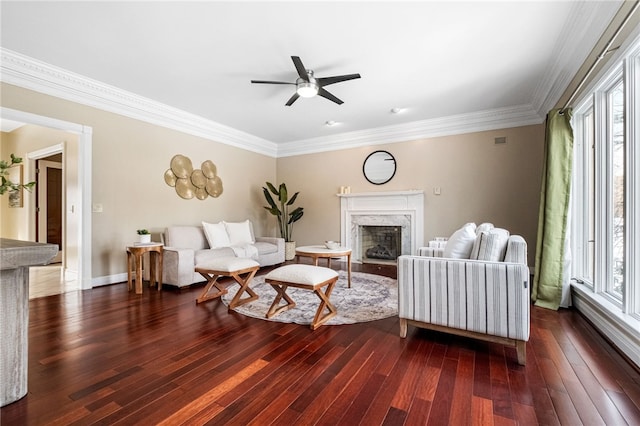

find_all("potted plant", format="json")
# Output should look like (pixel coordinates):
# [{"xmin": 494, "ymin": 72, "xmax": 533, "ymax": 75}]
[
  {"xmin": 136, "ymin": 229, "xmax": 151, "ymax": 244},
  {"xmin": 1, "ymin": 154, "xmax": 36, "ymax": 196},
  {"xmin": 262, "ymin": 182, "xmax": 304, "ymax": 260}
]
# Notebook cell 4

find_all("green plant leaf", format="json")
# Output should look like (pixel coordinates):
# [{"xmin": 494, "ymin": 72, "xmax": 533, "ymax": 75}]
[
  {"xmin": 287, "ymin": 192, "xmax": 300, "ymax": 206},
  {"xmin": 262, "ymin": 187, "xmax": 277, "ymax": 209},
  {"xmin": 288, "ymin": 207, "xmax": 304, "ymax": 224},
  {"xmin": 266, "ymin": 182, "xmax": 279, "ymax": 196},
  {"xmin": 278, "ymin": 183, "xmax": 288, "ymax": 203}
]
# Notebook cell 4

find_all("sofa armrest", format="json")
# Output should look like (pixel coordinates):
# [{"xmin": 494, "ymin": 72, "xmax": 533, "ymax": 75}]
[
  {"xmin": 398, "ymin": 255, "xmax": 530, "ymax": 342},
  {"xmin": 255, "ymin": 236, "xmax": 284, "ymax": 251},
  {"xmin": 162, "ymin": 246, "xmax": 196, "ymax": 286}
]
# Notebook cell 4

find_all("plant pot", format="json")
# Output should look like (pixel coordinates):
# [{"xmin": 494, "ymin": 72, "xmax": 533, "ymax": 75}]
[
  {"xmin": 138, "ymin": 234, "xmax": 151, "ymax": 244},
  {"xmin": 285, "ymin": 241, "xmax": 296, "ymax": 261}
]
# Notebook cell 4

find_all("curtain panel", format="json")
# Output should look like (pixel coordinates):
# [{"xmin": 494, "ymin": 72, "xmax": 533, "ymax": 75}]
[{"xmin": 532, "ymin": 108, "xmax": 573, "ymax": 310}]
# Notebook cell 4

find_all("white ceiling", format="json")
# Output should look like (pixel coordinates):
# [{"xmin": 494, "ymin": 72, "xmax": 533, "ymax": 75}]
[{"xmin": 0, "ymin": 1, "xmax": 622, "ymax": 155}]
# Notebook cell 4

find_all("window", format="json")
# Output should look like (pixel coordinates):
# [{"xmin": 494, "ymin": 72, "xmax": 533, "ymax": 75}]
[
  {"xmin": 609, "ymin": 80, "xmax": 625, "ymax": 300},
  {"xmin": 572, "ymin": 34, "xmax": 640, "ymax": 320}
]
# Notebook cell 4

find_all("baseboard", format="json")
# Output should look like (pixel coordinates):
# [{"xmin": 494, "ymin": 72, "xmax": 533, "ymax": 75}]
[
  {"xmin": 92, "ymin": 273, "xmax": 127, "ymax": 288},
  {"xmin": 571, "ymin": 283, "xmax": 640, "ymax": 369}
]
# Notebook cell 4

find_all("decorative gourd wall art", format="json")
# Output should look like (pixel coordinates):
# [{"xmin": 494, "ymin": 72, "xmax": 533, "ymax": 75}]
[{"xmin": 164, "ymin": 154, "xmax": 223, "ymax": 200}]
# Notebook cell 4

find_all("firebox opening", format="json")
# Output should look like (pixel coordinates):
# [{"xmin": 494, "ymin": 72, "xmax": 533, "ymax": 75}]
[{"xmin": 360, "ymin": 225, "xmax": 402, "ymax": 264}]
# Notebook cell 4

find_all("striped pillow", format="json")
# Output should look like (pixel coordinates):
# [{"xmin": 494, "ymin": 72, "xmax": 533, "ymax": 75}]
[
  {"xmin": 503, "ymin": 235, "xmax": 527, "ymax": 264},
  {"xmin": 470, "ymin": 223, "xmax": 494, "ymax": 258},
  {"xmin": 475, "ymin": 228, "xmax": 510, "ymax": 261}
]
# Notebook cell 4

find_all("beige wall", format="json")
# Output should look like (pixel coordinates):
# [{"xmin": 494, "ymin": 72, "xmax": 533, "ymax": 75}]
[
  {"xmin": 1, "ymin": 82, "xmax": 544, "ymax": 280},
  {"xmin": 1, "ymin": 83, "xmax": 277, "ymax": 280},
  {"xmin": 277, "ymin": 124, "xmax": 545, "ymax": 266}
]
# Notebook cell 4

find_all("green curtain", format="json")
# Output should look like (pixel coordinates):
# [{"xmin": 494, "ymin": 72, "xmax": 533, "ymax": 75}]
[{"xmin": 532, "ymin": 108, "xmax": 574, "ymax": 310}]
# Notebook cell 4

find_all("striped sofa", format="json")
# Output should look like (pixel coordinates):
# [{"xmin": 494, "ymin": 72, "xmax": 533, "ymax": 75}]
[{"xmin": 398, "ymin": 235, "xmax": 530, "ymax": 365}]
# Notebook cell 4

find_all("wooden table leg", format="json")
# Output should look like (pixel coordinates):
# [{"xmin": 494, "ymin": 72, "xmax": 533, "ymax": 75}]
[
  {"xmin": 228, "ymin": 268, "xmax": 259, "ymax": 310},
  {"xmin": 347, "ymin": 252, "xmax": 352, "ymax": 288},
  {"xmin": 127, "ymin": 251, "xmax": 133, "ymax": 291},
  {"xmin": 149, "ymin": 252, "xmax": 157, "ymax": 289},
  {"xmin": 157, "ymin": 250, "xmax": 163, "ymax": 291},
  {"xmin": 196, "ymin": 272, "xmax": 228, "ymax": 304},
  {"xmin": 311, "ymin": 279, "xmax": 338, "ymax": 330},
  {"xmin": 135, "ymin": 253, "xmax": 143, "ymax": 294},
  {"xmin": 266, "ymin": 283, "xmax": 296, "ymax": 318}
]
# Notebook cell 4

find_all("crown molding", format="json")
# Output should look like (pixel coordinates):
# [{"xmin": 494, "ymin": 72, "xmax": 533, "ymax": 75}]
[
  {"xmin": 2, "ymin": 47, "xmax": 544, "ymax": 159},
  {"xmin": 276, "ymin": 104, "xmax": 544, "ymax": 157},
  {"xmin": 531, "ymin": 1, "xmax": 621, "ymax": 115},
  {"xmin": 0, "ymin": 48, "xmax": 278, "ymax": 157}
]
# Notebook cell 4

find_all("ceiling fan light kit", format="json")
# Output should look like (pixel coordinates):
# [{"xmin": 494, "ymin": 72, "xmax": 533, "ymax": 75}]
[
  {"xmin": 251, "ymin": 56, "xmax": 360, "ymax": 106},
  {"xmin": 296, "ymin": 76, "xmax": 318, "ymax": 98}
]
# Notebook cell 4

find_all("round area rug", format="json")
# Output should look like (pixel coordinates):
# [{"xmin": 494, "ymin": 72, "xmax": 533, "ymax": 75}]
[{"xmin": 221, "ymin": 270, "xmax": 397, "ymax": 326}]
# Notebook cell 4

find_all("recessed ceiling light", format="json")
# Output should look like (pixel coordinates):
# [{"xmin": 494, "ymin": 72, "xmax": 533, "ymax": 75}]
[
  {"xmin": 325, "ymin": 120, "xmax": 338, "ymax": 126},
  {"xmin": 390, "ymin": 107, "xmax": 404, "ymax": 114}
]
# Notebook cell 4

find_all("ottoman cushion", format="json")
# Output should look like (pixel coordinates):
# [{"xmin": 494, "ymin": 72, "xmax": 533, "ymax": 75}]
[
  {"xmin": 265, "ymin": 264, "xmax": 338, "ymax": 285},
  {"xmin": 196, "ymin": 256, "xmax": 259, "ymax": 272}
]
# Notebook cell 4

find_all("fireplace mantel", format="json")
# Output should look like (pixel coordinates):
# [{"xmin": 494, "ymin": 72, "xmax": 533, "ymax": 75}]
[
  {"xmin": 337, "ymin": 189, "xmax": 424, "ymax": 199},
  {"xmin": 339, "ymin": 190, "xmax": 424, "ymax": 262}
]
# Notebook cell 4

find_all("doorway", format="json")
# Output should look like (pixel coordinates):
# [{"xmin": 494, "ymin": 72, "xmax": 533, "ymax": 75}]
[
  {"xmin": 36, "ymin": 156, "xmax": 63, "ymax": 263},
  {"xmin": 2, "ymin": 106, "xmax": 93, "ymax": 291}
]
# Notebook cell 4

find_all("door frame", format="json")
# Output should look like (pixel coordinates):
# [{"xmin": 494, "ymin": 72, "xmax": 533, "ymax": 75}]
[{"xmin": 2, "ymin": 107, "xmax": 93, "ymax": 290}]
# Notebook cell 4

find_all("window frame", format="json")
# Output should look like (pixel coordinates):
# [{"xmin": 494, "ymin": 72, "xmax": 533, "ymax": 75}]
[{"xmin": 571, "ymin": 37, "xmax": 640, "ymax": 318}]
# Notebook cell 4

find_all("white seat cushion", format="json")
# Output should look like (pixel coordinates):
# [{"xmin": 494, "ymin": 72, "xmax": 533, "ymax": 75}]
[
  {"xmin": 265, "ymin": 264, "xmax": 338, "ymax": 285},
  {"xmin": 196, "ymin": 256, "xmax": 259, "ymax": 272}
]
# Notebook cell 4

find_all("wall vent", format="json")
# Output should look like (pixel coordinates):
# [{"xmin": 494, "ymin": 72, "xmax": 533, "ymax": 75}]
[{"xmin": 494, "ymin": 136, "xmax": 507, "ymax": 144}]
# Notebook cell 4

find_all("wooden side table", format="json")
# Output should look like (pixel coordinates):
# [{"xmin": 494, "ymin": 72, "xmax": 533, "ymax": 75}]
[
  {"xmin": 295, "ymin": 245, "xmax": 352, "ymax": 288},
  {"xmin": 126, "ymin": 244, "xmax": 163, "ymax": 294}
]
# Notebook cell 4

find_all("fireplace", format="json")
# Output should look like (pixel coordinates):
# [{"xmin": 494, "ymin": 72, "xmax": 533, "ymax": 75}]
[
  {"xmin": 360, "ymin": 225, "xmax": 402, "ymax": 263},
  {"xmin": 339, "ymin": 190, "xmax": 424, "ymax": 263}
]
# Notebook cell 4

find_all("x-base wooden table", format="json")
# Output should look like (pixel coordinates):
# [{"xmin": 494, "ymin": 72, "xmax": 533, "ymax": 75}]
[
  {"xmin": 295, "ymin": 245, "xmax": 352, "ymax": 288},
  {"xmin": 264, "ymin": 264, "xmax": 339, "ymax": 330},
  {"xmin": 195, "ymin": 257, "xmax": 260, "ymax": 310}
]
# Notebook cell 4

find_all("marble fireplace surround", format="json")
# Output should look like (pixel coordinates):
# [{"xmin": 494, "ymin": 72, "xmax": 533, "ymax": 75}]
[{"xmin": 339, "ymin": 190, "xmax": 424, "ymax": 263}]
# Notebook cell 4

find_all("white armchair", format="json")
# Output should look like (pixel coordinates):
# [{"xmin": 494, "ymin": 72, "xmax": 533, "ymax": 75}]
[{"xmin": 398, "ymin": 223, "xmax": 530, "ymax": 365}]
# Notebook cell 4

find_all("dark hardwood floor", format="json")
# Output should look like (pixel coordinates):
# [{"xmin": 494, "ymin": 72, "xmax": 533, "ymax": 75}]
[{"xmin": 2, "ymin": 263, "xmax": 640, "ymax": 425}]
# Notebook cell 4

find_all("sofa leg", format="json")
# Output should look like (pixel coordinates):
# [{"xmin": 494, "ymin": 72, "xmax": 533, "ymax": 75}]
[
  {"xmin": 516, "ymin": 340, "xmax": 526, "ymax": 365},
  {"xmin": 399, "ymin": 318, "xmax": 408, "ymax": 338}
]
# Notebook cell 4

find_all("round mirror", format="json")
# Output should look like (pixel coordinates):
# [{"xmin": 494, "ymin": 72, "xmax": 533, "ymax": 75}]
[{"xmin": 363, "ymin": 150, "xmax": 396, "ymax": 185}]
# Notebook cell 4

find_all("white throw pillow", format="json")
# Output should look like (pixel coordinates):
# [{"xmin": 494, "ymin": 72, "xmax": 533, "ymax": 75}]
[
  {"xmin": 443, "ymin": 223, "xmax": 477, "ymax": 259},
  {"xmin": 475, "ymin": 228, "xmax": 510, "ymax": 261},
  {"xmin": 224, "ymin": 220, "xmax": 255, "ymax": 246},
  {"xmin": 202, "ymin": 221, "xmax": 231, "ymax": 248}
]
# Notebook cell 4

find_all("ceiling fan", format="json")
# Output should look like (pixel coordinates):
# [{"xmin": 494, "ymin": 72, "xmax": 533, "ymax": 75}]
[{"xmin": 251, "ymin": 56, "xmax": 361, "ymax": 106}]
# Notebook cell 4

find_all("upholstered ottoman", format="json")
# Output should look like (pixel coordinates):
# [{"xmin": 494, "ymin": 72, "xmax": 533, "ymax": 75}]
[
  {"xmin": 264, "ymin": 264, "xmax": 339, "ymax": 330},
  {"xmin": 195, "ymin": 257, "xmax": 260, "ymax": 309}
]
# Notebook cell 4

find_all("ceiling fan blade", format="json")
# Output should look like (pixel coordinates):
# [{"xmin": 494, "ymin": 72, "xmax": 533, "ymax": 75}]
[
  {"xmin": 251, "ymin": 80, "xmax": 295, "ymax": 85},
  {"xmin": 317, "ymin": 73, "xmax": 361, "ymax": 87},
  {"xmin": 318, "ymin": 88, "xmax": 343, "ymax": 105},
  {"xmin": 291, "ymin": 56, "xmax": 309, "ymax": 81},
  {"xmin": 285, "ymin": 92, "xmax": 300, "ymax": 106}
]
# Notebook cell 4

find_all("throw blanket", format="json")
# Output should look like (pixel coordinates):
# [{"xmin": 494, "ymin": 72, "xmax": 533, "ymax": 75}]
[{"xmin": 231, "ymin": 244, "xmax": 259, "ymax": 260}]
